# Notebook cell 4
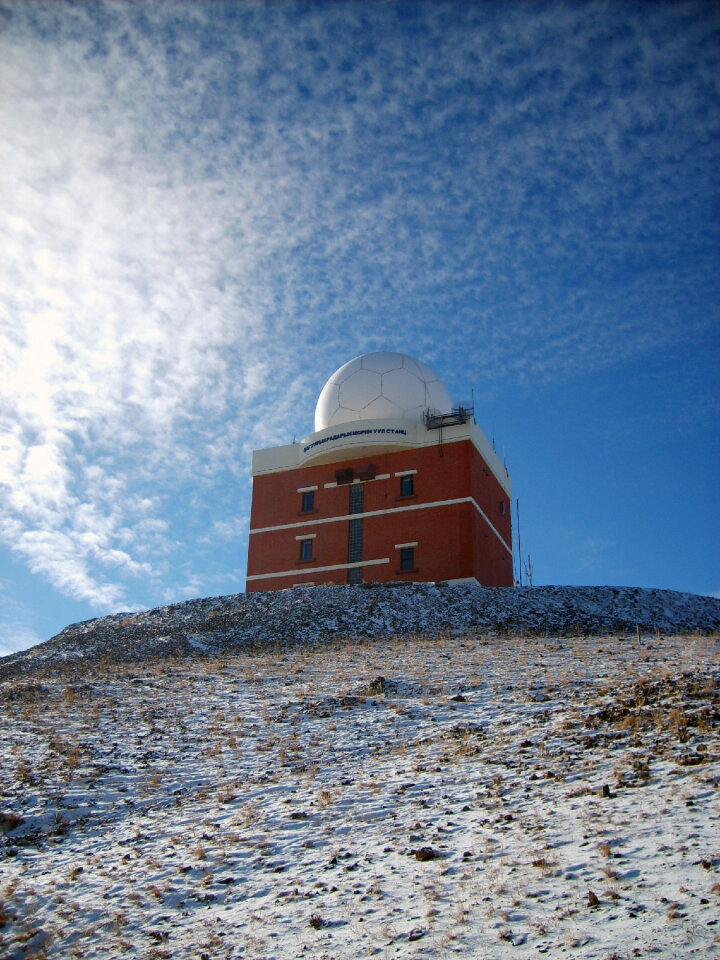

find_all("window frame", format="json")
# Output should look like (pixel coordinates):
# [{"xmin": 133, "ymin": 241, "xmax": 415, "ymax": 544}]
[
  {"xmin": 301, "ymin": 490, "xmax": 315, "ymax": 513},
  {"xmin": 399, "ymin": 474, "xmax": 414, "ymax": 497},
  {"xmin": 399, "ymin": 546, "xmax": 415, "ymax": 571},
  {"xmin": 299, "ymin": 538, "xmax": 314, "ymax": 561}
]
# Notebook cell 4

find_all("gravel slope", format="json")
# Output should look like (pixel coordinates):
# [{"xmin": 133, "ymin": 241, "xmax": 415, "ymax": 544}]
[{"xmin": 2, "ymin": 584, "xmax": 719, "ymax": 679}]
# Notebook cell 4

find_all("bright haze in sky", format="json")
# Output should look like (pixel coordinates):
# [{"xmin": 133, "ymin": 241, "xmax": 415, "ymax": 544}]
[{"xmin": 1, "ymin": 1, "xmax": 718, "ymax": 655}]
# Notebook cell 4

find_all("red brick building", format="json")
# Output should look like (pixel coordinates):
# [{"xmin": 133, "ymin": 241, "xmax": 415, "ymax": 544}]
[{"xmin": 246, "ymin": 352, "xmax": 513, "ymax": 591}]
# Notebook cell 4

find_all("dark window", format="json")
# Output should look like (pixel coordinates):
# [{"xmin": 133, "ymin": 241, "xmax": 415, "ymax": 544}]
[
  {"xmin": 301, "ymin": 491, "xmax": 315, "ymax": 512},
  {"xmin": 347, "ymin": 566, "xmax": 362, "ymax": 585},
  {"xmin": 299, "ymin": 539, "xmax": 313, "ymax": 561},
  {"xmin": 336, "ymin": 467, "xmax": 354, "ymax": 484},
  {"xmin": 500, "ymin": 500, "xmax": 506, "ymax": 515},
  {"xmin": 349, "ymin": 484, "xmax": 364, "ymax": 514},
  {"xmin": 400, "ymin": 547, "xmax": 414, "ymax": 570},
  {"xmin": 348, "ymin": 518, "xmax": 363, "ymax": 563},
  {"xmin": 400, "ymin": 474, "xmax": 414, "ymax": 497}
]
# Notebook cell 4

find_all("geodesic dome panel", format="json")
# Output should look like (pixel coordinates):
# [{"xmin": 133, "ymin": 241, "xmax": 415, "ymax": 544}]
[
  {"xmin": 380, "ymin": 367, "xmax": 427, "ymax": 411},
  {"xmin": 338, "ymin": 369, "xmax": 382, "ymax": 411},
  {"xmin": 362, "ymin": 395, "xmax": 405, "ymax": 420},
  {"xmin": 360, "ymin": 352, "xmax": 406, "ymax": 375}
]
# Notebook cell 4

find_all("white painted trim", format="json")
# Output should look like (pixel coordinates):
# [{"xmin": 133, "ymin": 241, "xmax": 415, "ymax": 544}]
[
  {"xmin": 394, "ymin": 469, "xmax": 417, "ymax": 477},
  {"xmin": 445, "ymin": 576, "xmax": 480, "ymax": 586},
  {"xmin": 297, "ymin": 485, "xmax": 318, "ymax": 493},
  {"xmin": 247, "ymin": 557, "xmax": 390, "ymax": 583},
  {"xmin": 250, "ymin": 498, "xmax": 467, "ymax": 534},
  {"xmin": 395, "ymin": 541, "xmax": 418, "ymax": 549},
  {"xmin": 324, "ymin": 472, "xmax": 390, "ymax": 489},
  {"xmin": 295, "ymin": 533, "xmax": 316, "ymax": 540},
  {"xmin": 470, "ymin": 497, "xmax": 512, "ymax": 555},
  {"xmin": 249, "ymin": 496, "xmax": 512, "ymax": 556}
]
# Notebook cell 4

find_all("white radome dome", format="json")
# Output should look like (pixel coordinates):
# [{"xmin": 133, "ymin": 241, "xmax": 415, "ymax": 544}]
[{"xmin": 314, "ymin": 351, "xmax": 453, "ymax": 432}]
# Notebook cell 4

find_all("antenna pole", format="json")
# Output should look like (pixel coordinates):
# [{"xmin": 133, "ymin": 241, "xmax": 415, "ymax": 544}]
[{"xmin": 516, "ymin": 498, "xmax": 522, "ymax": 587}]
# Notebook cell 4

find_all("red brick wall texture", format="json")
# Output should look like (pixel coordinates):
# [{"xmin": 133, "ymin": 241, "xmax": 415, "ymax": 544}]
[{"xmin": 246, "ymin": 439, "xmax": 513, "ymax": 591}]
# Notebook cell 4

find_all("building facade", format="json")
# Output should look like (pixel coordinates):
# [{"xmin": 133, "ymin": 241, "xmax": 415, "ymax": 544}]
[{"xmin": 246, "ymin": 353, "xmax": 513, "ymax": 591}]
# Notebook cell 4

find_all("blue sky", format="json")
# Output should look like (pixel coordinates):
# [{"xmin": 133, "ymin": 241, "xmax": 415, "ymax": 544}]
[{"xmin": 1, "ymin": 0, "xmax": 718, "ymax": 655}]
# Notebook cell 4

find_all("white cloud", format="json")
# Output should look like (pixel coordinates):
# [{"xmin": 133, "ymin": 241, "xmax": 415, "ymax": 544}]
[
  {"xmin": 0, "ymin": 626, "xmax": 42, "ymax": 659},
  {"xmin": 0, "ymin": 581, "xmax": 46, "ymax": 656},
  {"xmin": 207, "ymin": 517, "xmax": 250, "ymax": 544}
]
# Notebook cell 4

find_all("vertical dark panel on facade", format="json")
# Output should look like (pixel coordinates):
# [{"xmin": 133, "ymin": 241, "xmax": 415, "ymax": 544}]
[
  {"xmin": 348, "ymin": 519, "xmax": 363, "ymax": 562},
  {"xmin": 348, "ymin": 483, "xmax": 364, "ymax": 582},
  {"xmin": 349, "ymin": 484, "xmax": 364, "ymax": 514}
]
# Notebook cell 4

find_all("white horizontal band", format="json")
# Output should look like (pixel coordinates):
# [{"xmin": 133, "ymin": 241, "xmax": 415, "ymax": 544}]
[
  {"xmin": 394, "ymin": 469, "xmax": 417, "ymax": 477},
  {"xmin": 250, "ymin": 496, "xmax": 511, "ymax": 556},
  {"xmin": 395, "ymin": 541, "xmax": 418, "ymax": 549},
  {"xmin": 297, "ymin": 485, "xmax": 318, "ymax": 493},
  {"xmin": 471, "ymin": 499, "xmax": 512, "ymax": 555},
  {"xmin": 324, "ymin": 470, "xmax": 391, "ymax": 489},
  {"xmin": 247, "ymin": 557, "xmax": 390, "ymax": 583},
  {"xmin": 295, "ymin": 533, "xmax": 316, "ymax": 540}
]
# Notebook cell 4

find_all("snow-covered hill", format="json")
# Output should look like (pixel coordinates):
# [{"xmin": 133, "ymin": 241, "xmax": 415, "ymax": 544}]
[
  {"xmin": 1, "ymin": 623, "xmax": 718, "ymax": 959},
  {"xmin": 2, "ymin": 583, "xmax": 719, "ymax": 679}
]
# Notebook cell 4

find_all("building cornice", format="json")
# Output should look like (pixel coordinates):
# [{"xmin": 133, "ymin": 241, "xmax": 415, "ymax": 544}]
[{"xmin": 251, "ymin": 417, "xmax": 511, "ymax": 497}]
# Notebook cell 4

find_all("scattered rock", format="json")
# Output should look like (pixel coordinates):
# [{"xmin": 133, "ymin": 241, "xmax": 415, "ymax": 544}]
[
  {"xmin": 412, "ymin": 846, "xmax": 441, "ymax": 861},
  {"xmin": 677, "ymin": 753, "xmax": 705, "ymax": 766},
  {"xmin": 362, "ymin": 676, "xmax": 386, "ymax": 696},
  {"xmin": 449, "ymin": 721, "xmax": 484, "ymax": 739},
  {"xmin": 0, "ymin": 812, "xmax": 25, "ymax": 832}
]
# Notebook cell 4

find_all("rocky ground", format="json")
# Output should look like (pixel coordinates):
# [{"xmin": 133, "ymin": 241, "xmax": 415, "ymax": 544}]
[
  {"xmin": 1, "ymin": 607, "xmax": 718, "ymax": 958},
  {"xmin": 1, "ymin": 583, "xmax": 719, "ymax": 680}
]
